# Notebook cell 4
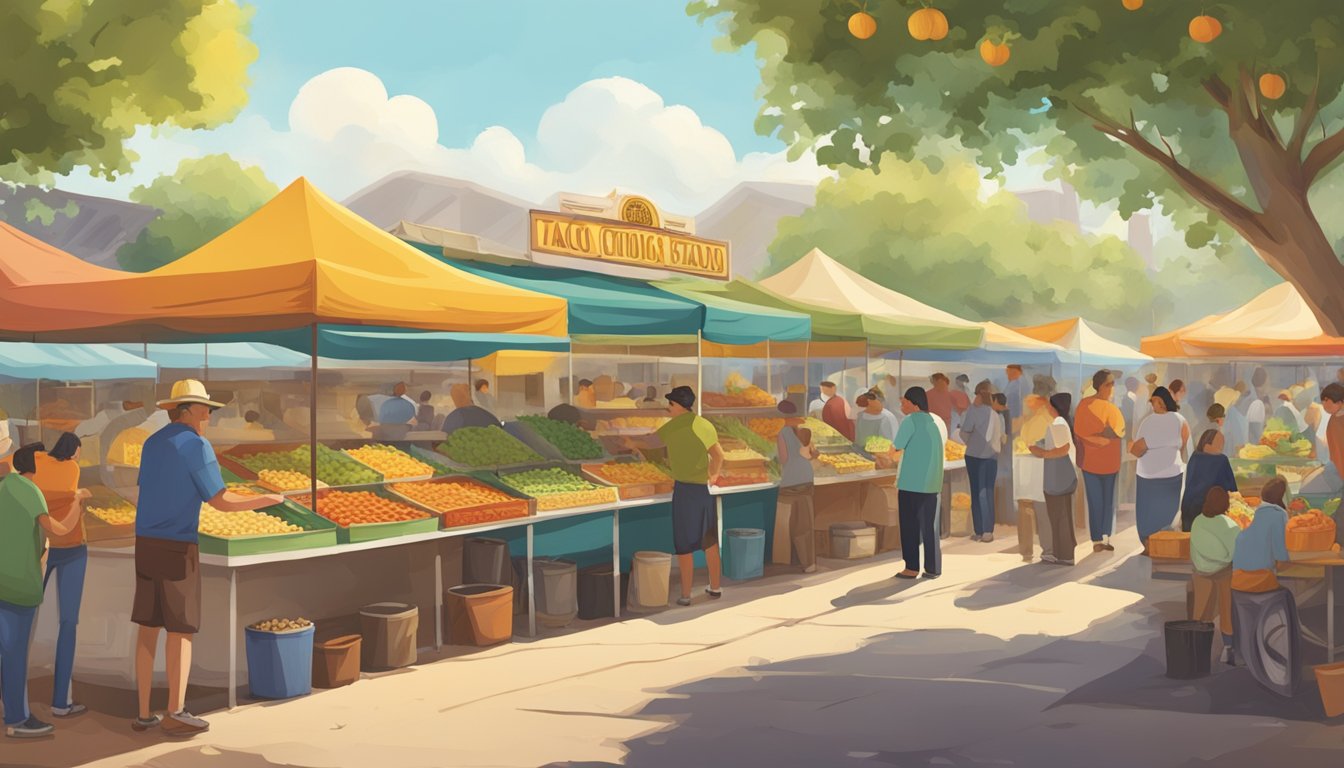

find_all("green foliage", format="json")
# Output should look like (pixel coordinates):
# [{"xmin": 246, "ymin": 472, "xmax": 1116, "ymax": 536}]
[
  {"xmin": 764, "ymin": 154, "xmax": 1154, "ymax": 328},
  {"xmin": 2, "ymin": 0, "xmax": 256, "ymax": 186},
  {"xmin": 115, "ymin": 154, "xmax": 277, "ymax": 272},
  {"xmin": 22, "ymin": 197, "xmax": 78, "ymax": 226},
  {"xmin": 690, "ymin": 1, "xmax": 1344, "ymax": 255}
]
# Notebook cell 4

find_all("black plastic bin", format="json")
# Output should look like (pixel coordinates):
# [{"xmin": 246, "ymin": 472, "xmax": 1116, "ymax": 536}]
[
  {"xmin": 578, "ymin": 564, "xmax": 630, "ymax": 620},
  {"xmin": 1164, "ymin": 620, "xmax": 1214, "ymax": 679},
  {"xmin": 464, "ymin": 537, "xmax": 512, "ymax": 586}
]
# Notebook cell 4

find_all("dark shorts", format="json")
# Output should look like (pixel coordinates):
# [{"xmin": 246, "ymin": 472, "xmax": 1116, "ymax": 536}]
[
  {"xmin": 132, "ymin": 537, "xmax": 201, "ymax": 634},
  {"xmin": 671, "ymin": 482, "xmax": 718, "ymax": 555}
]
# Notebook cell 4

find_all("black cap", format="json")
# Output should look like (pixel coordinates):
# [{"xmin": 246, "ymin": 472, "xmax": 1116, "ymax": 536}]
[{"xmin": 666, "ymin": 385, "xmax": 696, "ymax": 410}]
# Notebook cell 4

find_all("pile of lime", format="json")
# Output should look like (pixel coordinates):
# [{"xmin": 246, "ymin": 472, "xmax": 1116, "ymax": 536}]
[
  {"xmin": 518, "ymin": 415, "xmax": 603, "ymax": 460},
  {"xmin": 438, "ymin": 426, "xmax": 543, "ymax": 467}
]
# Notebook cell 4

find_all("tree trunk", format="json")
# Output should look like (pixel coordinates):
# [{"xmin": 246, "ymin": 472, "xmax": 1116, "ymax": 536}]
[{"xmin": 1241, "ymin": 191, "xmax": 1344, "ymax": 336}]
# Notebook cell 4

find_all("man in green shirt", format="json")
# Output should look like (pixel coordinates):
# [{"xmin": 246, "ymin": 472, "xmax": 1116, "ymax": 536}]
[
  {"xmin": 893, "ymin": 387, "xmax": 945, "ymax": 580},
  {"xmin": 0, "ymin": 443, "xmax": 80, "ymax": 739},
  {"xmin": 656, "ymin": 387, "xmax": 725, "ymax": 606}
]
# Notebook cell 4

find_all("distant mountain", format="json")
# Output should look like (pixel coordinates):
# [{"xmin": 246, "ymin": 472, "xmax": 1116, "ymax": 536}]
[
  {"xmin": 694, "ymin": 181, "xmax": 817, "ymax": 279},
  {"xmin": 0, "ymin": 186, "xmax": 158, "ymax": 268},
  {"xmin": 343, "ymin": 171, "xmax": 534, "ymax": 255}
]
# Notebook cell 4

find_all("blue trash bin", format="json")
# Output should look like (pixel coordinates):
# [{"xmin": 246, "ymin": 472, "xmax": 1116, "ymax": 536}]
[
  {"xmin": 724, "ymin": 528, "xmax": 766, "ymax": 581},
  {"xmin": 245, "ymin": 624, "xmax": 315, "ymax": 699}
]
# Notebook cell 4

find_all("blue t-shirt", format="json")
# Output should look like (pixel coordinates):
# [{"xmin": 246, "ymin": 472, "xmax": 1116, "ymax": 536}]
[
  {"xmin": 378, "ymin": 396, "xmax": 416, "ymax": 425},
  {"xmin": 136, "ymin": 422, "xmax": 226, "ymax": 543},
  {"xmin": 1232, "ymin": 502, "xmax": 1289, "ymax": 572}
]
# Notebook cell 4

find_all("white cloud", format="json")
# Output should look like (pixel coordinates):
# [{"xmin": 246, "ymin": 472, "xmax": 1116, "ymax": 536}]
[{"xmin": 58, "ymin": 68, "xmax": 828, "ymax": 215}]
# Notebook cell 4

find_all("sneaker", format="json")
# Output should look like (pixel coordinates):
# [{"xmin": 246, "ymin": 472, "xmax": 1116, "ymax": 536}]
[
  {"xmin": 970, "ymin": 534, "xmax": 982, "ymax": 542},
  {"xmin": 704, "ymin": 587, "xmax": 722, "ymax": 599},
  {"xmin": 1102, "ymin": 541, "xmax": 1115, "ymax": 551},
  {"xmin": 1041, "ymin": 555, "xmax": 1059, "ymax": 564},
  {"xmin": 921, "ymin": 571, "xmax": 940, "ymax": 580},
  {"xmin": 6, "ymin": 716, "xmax": 55, "ymax": 739},
  {"xmin": 161, "ymin": 711, "xmax": 209, "ymax": 738},
  {"xmin": 131, "ymin": 714, "xmax": 162, "ymax": 732},
  {"xmin": 982, "ymin": 533, "xmax": 994, "ymax": 543},
  {"xmin": 1093, "ymin": 542, "xmax": 1106, "ymax": 553},
  {"xmin": 676, "ymin": 596, "xmax": 693, "ymax": 607},
  {"xmin": 51, "ymin": 703, "xmax": 86, "ymax": 718}
]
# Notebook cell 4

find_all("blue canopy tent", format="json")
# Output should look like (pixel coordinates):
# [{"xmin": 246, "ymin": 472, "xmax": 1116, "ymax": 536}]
[{"xmin": 0, "ymin": 342, "xmax": 157, "ymax": 382}]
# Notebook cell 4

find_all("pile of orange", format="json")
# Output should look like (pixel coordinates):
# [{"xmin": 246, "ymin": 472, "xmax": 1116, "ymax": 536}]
[
  {"xmin": 1288, "ymin": 510, "xmax": 1335, "ymax": 533},
  {"xmin": 592, "ymin": 461, "xmax": 671, "ymax": 485},
  {"xmin": 391, "ymin": 480, "xmax": 516, "ymax": 511},
  {"xmin": 295, "ymin": 491, "xmax": 430, "ymax": 527}
]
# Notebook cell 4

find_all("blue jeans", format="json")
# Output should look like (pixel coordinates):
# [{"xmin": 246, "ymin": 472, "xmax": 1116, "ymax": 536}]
[
  {"xmin": 1083, "ymin": 471, "xmax": 1118, "ymax": 543},
  {"xmin": 899, "ymin": 490, "xmax": 941, "ymax": 575},
  {"xmin": 43, "ymin": 545, "xmax": 88, "ymax": 709},
  {"xmin": 965, "ymin": 456, "xmax": 998, "ymax": 536},
  {"xmin": 0, "ymin": 599, "xmax": 38, "ymax": 726}
]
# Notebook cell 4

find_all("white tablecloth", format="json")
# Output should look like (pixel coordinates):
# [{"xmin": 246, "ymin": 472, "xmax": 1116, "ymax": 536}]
[{"xmin": 1013, "ymin": 454, "xmax": 1045, "ymax": 504}]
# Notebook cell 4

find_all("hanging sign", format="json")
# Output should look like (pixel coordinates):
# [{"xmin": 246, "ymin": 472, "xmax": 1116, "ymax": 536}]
[{"xmin": 529, "ymin": 207, "xmax": 730, "ymax": 280}]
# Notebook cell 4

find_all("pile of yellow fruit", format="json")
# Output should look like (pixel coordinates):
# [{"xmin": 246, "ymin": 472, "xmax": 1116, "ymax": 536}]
[
  {"xmin": 391, "ymin": 479, "xmax": 516, "ymax": 511},
  {"xmin": 818, "ymin": 452, "xmax": 876, "ymax": 474},
  {"xmin": 1238, "ymin": 444, "xmax": 1275, "ymax": 460},
  {"xmin": 533, "ymin": 489, "xmax": 619, "ymax": 511},
  {"xmin": 945, "ymin": 441, "xmax": 967, "ymax": 461},
  {"xmin": 258, "ymin": 469, "xmax": 312, "ymax": 491},
  {"xmin": 89, "ymin": 501, "xmax": 135, "ymax": 525},
  {"xmin": 590, "ymin": 461, "xmax": 671, "ymax": 485},
  {"xmin": 123, "ymin": 443, "xmax": 143, "ymax": 467},
  {"xmin": 598, "ymin": 416, "xmax": 668, "ymax": 431},
  {"xmin": 747, "ymin": 418, "xmax": 786, "ymax": 441},
  {"xmin": 199, "ymin": 506, "xmax": 302, "ymax": 537},
  {"xmin": 344, "ymin": 445, "xmax": 433, "ymax": 479},
  {"xmin": 722, "ymin": 447, "xmax": 767, "ymax": 463}
]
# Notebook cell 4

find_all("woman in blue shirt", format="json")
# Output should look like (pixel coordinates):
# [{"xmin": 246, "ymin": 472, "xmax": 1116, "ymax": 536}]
[{"xmin": 1180, "ymin": 429, "xmax": 1238, "ymax": 532}]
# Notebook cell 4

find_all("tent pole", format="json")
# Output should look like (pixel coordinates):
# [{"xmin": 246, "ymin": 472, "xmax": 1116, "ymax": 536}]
[
  {"xmin": 696, "ymin": 331, "xmax": 704, "ymax": 416},
  {"xmin": 310, "ymin": 324, "xmax": 318, "ymax": 505},
  {"xmin": 1077, "ymin": 327, "xmax": 1084, "ymax": 397},
  {"xmin": 899, "ymin": 350, "xmax": 904, "ymax": 394},
  {"xmin": 864, "ymin": 340, "xmax": 871, "ymax": 393},
  {"xmin": 568, "ymin": 348, "xmax": 575, "ymax": 405},
  {"xmin": 766, "ymin": 339, "xmax": 773, "ymax": 400},
  {"xmin": 804, "ymin": 342, "xmax": 811, "ymax": 414},
  {"xmin": 203, "ymin": 343, "xmax": 209, "ymax": 382}
]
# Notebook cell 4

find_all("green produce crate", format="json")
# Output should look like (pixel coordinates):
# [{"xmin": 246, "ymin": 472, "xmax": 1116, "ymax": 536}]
[
  {"xmin": 197, "ymin": 500, "xmax": 338, "ymax": 557},
  {"xmin": 506, "ymin": 419, "xmax": 612, "ymax": 463},
  {"xmin": 290, "ymin": 485, "xmax": 442, "ymax": 544}
]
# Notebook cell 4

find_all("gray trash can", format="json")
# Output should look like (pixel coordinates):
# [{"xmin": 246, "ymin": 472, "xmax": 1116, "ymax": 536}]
[
  {"xmin": 464, "ymin": 537, "xmax": 512, "ymax": 586},
  {"xmin": 533, "ymin": 557, "xmax": 579, "ymax": 628}
]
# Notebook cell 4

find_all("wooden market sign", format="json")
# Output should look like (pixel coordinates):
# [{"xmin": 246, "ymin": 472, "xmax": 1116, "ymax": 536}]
[{"xmin": 529, "ymin": 201, "xmax": 730, "ymax": 280}]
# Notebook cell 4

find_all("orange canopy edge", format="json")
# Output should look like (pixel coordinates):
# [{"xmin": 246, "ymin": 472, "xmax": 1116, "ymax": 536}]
[
  {"xmin": 1141, "ymin": 283, "xmax": 1344, "ymax": 359},
  {"xmin": 0, "ymin": 179, "xmax": 568, "ymax": 342}
]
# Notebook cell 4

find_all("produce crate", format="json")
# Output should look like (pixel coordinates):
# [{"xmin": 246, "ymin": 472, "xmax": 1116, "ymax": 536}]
[
  {"xmin": 219, "ymin": 442, "xmax": 383, "ymax": 490},
  {"xmin": 290, "ymin": 486, "xmax": 441, "ymax": 544},
  {"xmin": 197, "ymin": 500, "xmax": 338, "ymax": 557},
  {"xmin": 429, "ymin": 429, "xmax": 547, "ymax": 473},
  {"xmin": 1287, "ymin": 524, "xmax": 1337, "ymax": 552},
  {"xmin": 497, "ymin": 464, "xmax": 620, "ymax": 512},
  {"xmin": 1148, "ymin": 531, "xmax": 1191, "ymax": 561},
  {"xmin": 84, "ymin": 486, "xmax": 137, "ymax": 543},
  {"xmin": 505, "ymin": 419, "xmax": 612, "ymax": 464},
  {"xmin": 341, "ymin": 444, "xmax": 434, "ymax": 483},
  {"xmin": 386, "ymin": 475, "xmax": 534, "ymax": 531},
  {"xmin": 580, "ymin": 461, "xmax": 674, "ymax": 500}
]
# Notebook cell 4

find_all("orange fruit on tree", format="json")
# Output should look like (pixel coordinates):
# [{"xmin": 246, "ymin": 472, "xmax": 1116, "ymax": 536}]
[
  {"xmin": 1122, "ymin": 0, "xmax": 1143, "ymax": 10},
  {"xmin": 907, "ymin": 7, "xmax": 948, "ymax": 41},
  {"xmin": 1188, "ymin": 14, "xmax": 1222, "ymax": 43},
  {"xmin": 979, "ymin": 39, "xmax": 1011, "ymax": 67},
  {"xmin": 1259, "ymin": 73, "xmax": 1286, "ymax": 100},
  {"xmin": 848, "ymin": 11, "xmax": 877, "ymax": 40}
]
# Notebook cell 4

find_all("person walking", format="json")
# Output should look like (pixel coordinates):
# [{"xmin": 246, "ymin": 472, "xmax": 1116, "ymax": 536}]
[
  {"xmin": 656, "ymin": 387, "xmax": 725, "ymax": 606},
  {"xmin": 1180, "ymin": 429, "xmax": 1237, "ymax": 532},
  {"xmin": 774, "ymin": 401, "xmax": 817, "ymax": 573},
  {"xmin": 1191, "ymin": 486, "xmax": 1242, "ymax": 664},
  {"xmin": 1030, "ymin": 394, "xmax": 1078, "ymax": 565},
  {"xmin": 1, "ymin": 443, "xmax": 81, "ymax": 739},
  {"xmin": 960, "ymin": 380, "xmax": 1002, "ymax": 543},
  {"xmin": 132, "ymin": 380, "xmax": 282, "ymax": 737},
  {"xmin": 1004, "ymin": 365, "xmax": 1029, "ymax": 422},
  {"xmin": 1016, "ymin": 394, "xmax": 1052, "ymax": 562},
  {"xmin": 894, "ymin": 387, "xmax": 945, "ymax": 580},
  {"xmin": 1131, "ymin": 386, "xmax": 1190, "ymax": 554},
  {"xmin": 1075, "ymin": 370, "xmax": 1126, "ymax": 552},
  {"xmin": 33, "ymin": 433, "xmax": 93, "ymax": 718}
]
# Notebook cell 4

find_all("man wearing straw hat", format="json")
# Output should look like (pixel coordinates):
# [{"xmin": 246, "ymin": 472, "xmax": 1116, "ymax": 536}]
[{"xmin": 131, "ymin": 380, "xmax": 281, "ymax": 737}]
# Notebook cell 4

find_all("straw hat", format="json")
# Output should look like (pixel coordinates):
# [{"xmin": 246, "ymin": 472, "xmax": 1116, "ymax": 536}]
[
  {"xmin": 157, "ymin": 379, "xmax": 224, "ymax": 410},
  {"xmin": 1214, "ymin": 386, "xmax": 1240, "ymax": 409}
]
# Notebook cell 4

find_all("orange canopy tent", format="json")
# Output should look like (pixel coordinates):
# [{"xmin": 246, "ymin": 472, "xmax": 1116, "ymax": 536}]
[
  {"xmin": 0, "ymin": 178, "xmax": 568, "ymax": 342},
  {"xmin": 1140, "ymin": 283, "xmax": 1344, "ymax": 359}
]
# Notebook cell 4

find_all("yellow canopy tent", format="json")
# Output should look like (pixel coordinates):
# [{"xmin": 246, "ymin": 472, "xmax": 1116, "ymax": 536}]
[
  {"xmin": 0, "ymin": 178, "xmax": 568, "ymax": 341},
  {"xmin": 1141, "ymin": 283, "xmax": 1344, "ymax": 358}
]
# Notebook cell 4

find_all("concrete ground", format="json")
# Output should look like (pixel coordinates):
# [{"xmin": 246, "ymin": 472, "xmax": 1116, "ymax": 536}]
[{"xmin": 10, "ymin": 516, "xmax": 1344, "ymax": 768}]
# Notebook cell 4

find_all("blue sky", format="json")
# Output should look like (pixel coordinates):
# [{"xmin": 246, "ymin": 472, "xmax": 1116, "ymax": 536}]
[{"xmin": 243, "ymin": 1, "xmax": 777, "ymax": 156}]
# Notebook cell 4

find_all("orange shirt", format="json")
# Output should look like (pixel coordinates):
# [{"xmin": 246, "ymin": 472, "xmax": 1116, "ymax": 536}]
[
  {"xmin": 1074, "ymin": 396, "xmax": 1127, "ymax": 475},
  {"xmin": 926, "ymin": 388, "xmax": 953, "ymax": 432},
  {"xmin": 33, "ymin": 452, "xmax": 83, "ymax": 547}
]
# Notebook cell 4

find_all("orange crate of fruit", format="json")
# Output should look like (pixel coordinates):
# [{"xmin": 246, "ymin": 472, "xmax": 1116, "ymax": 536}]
[{"xmin": 1148, "ymin": 531, "xmax": 1191, "ymax": 561}]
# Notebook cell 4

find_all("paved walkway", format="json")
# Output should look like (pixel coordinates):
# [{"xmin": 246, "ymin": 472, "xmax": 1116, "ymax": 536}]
[{"xmin": 10, "ymin": 522, "xmax": 1344, "ymax": 768}]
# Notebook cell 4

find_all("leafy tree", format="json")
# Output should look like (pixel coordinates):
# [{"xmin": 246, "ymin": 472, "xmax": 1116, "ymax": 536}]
[
  {"xmin": 116, "ymin": 155, "xmax": 277, "ymax": 272},
  {"xmin": 2, "ymin": 0, "xmax": 256, "ymax": 185},
  {"xmin": 691, "ymin": 2, "xmax": 1344, "ymax": 333},
  {"xmin": 766, "ymin": 154, "xmax": 1156, "ymax": 329}
]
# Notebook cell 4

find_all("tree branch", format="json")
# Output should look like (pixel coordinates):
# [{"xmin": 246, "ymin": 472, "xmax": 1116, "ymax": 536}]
[
  {"xmin": 1202, "ymin": 77, "xmax": 1231, "ymax": 112},
  {"xmin": 1288, "ymin": 64, "xmax": 1323, "ymax": 162},
  {"xmin": 1070, "ymin": 100, "xmax": 1271, "ymax": 241},
  {"xmin": 1303, "ymin": 125, "xmax": 1344, "ymax": 185},
  {"xmin": 1238, "ymin": 65, "xmax": 1286, "ymax": 150}
]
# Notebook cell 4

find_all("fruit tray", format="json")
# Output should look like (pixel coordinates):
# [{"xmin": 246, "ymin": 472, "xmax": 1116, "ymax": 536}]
[
  {"xmin": 429, "ymin": 427, "xmax": 548, "ymax": 472},
  {"xmin": 290, "ymin": 486, "xmax": 441, "ymax": 544},
  {"xmin": 197, "ymin": 500, "xmax": 338, "ymax": 557},
  {"xmin": 580, "ymin": 461, "xmax": 674, "ymax": 500},
  {"xmin": 505, "ymin": 419, "xmax": 613, "ymax": 464},
  {"xmin": 84, "ymin": 486, "xmax": 138, "ymax": 543},
  {"xmin": 342, "ymin": 444, "xmax": 435, "ymax": 483},
  {"xmin": 218, "ymin": 442, "xmax": 384, "ymax": 490},
  {"xmin": 497, "ymin": 465, "xmax": 620, "ymax": 512},
  {"xmin": 386, "ymin": 475, "xmax": 534, "ymax": 531}
]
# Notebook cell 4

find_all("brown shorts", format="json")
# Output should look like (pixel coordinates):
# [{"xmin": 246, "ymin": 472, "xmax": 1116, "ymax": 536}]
[{"xmin": 132, "ymin": 537, "xmax": 201, "ymax": 634}]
